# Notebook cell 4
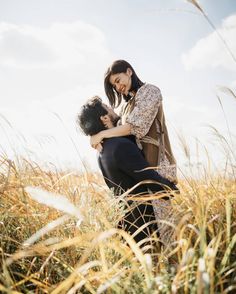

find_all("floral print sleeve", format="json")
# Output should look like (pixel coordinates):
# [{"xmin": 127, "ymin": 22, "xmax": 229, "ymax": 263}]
[{"xmin": 126, "ymin": 84, "xmax": 162, "ymax": 139}]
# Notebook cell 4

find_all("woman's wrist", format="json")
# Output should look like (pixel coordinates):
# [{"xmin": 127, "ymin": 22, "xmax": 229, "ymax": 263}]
[{"xmin": 100, "ymin": 130, "xmax": 106, "ymax": 140}]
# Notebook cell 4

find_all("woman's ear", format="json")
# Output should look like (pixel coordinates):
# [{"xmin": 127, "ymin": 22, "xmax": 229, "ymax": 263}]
[{"xmin": 126, "ymin": 68, "xmax": 132, "ymax": 77}]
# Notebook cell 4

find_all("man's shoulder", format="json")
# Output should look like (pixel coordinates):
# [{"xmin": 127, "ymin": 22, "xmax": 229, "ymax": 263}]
[
  {"xmin": 103, "ymin": 136, "xmax": 137, "ymax": 154},
  {"xmin": 100, "ymin": 137, "xmax": 137, "ymax": 164},
  {"xmin": 104, "ymin": 136, "xmax": 135, "ymax": 147}
]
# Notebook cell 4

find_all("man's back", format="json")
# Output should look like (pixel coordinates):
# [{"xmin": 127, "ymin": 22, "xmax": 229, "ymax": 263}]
[
  {"xmin": 98, "ymin": 137, "xmax": 138, "ymax": 194},
  {"xmin": 98, "ymin": 136, "xmax": 176, "ymax": 196}
]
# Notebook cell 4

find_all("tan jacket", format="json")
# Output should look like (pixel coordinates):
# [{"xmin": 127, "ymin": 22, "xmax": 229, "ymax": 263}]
[{"xmin": 121, "ymin": 84, "xmax": 177, "ymax": 183}]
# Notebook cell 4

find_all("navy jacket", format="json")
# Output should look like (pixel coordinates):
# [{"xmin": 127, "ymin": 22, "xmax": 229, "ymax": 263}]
[{"xmin": 98, "ymin": 136, "xmax": 177, "ymax": 196}]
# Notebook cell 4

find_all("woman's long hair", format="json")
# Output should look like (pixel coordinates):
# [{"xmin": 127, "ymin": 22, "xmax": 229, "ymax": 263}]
[{"xmin": 104, "ymin": 60, "xmax": 144, "ymax": 108}]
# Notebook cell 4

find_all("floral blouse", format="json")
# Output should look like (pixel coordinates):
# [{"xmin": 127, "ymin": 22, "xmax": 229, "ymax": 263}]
[{"xmin": 121, "ymin": 83, "xmax": 177, "ymax": 182}]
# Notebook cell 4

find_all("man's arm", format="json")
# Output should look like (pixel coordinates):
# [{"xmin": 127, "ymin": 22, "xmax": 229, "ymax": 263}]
[{"xmin": 114, "ymin": 139, "xmax": 177, "ymax": 192}]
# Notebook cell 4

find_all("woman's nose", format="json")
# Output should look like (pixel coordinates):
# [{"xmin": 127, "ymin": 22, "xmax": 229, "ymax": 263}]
[{"xmin": 117, "ymin": 84, "xmax": 123, "ymax": 92}]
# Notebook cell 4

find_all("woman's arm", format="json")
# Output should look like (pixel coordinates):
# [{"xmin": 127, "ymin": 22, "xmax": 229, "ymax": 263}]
[
  {"xmin": 126, "ymin": 84, "xmax": 162, "ymax": 139},
  {"xmin": 90, "ymin": 123, "xmax": 131, "ymax": 147}
]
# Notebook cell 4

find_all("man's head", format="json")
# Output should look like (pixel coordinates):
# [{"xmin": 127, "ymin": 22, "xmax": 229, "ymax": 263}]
[{"xmin": 77, "ymin": 96, "xmax": 119, "ymax": 136}]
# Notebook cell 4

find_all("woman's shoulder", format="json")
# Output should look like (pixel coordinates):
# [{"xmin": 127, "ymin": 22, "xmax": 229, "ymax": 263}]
[
  {"xmin": 137, "ymin": 83, "xmax": 162, "ymax": 98},
  {"xmin": 138, "ymin": 83, "xmax": 161, "ymax": 94}
]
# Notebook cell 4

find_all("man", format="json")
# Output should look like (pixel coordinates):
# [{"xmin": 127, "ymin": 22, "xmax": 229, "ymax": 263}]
[{"xmin": 77, "ymin": 96, "xmax": 177, "ymax": 247}]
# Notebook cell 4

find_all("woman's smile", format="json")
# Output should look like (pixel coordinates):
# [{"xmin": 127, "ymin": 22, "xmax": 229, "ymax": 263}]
[{"xmin": 119, "ymin": 85, "xmax": 126, "ymax": 94}]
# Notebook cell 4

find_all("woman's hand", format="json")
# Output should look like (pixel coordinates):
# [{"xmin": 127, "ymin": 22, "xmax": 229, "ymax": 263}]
[
  {"xmin": 95, "ymin": 143, "xmax": 103, "ymax": 152},
  {"xmin": 90, "ymin": 132, "xmax": 104, "ymax": 148}
]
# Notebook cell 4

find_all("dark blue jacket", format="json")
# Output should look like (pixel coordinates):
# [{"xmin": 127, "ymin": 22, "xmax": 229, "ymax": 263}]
[{"xmin": 98, "ymin": 136, "xmax": 177, "ymax": 196}]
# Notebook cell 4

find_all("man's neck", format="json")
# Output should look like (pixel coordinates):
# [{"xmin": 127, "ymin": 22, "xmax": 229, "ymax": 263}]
[
  {"xmin": 106, "ymin": 116, "xmax": 120, "ymax": 129},
  {"xmin": 106, "ymin": 123, "xmax": 115, "ymax": 129}
]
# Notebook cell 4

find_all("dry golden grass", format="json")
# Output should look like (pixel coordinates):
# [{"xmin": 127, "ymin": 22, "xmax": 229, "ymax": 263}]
[
  {"xmin": 0, "ymin": 148, "xmax": 236, "ymax": 293},
  {"xmin": 1, "ymin": 0, "xmax": 236, "ymax": 291},
  {"xmin": 1, "ymin": 86, "xmax": 236, "ymax": 292}
]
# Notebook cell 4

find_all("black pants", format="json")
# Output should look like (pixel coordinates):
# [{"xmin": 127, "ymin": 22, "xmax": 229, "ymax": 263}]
[{"xmin": 118, "ymin": 200, "xmax": 158, "ymax": 247}]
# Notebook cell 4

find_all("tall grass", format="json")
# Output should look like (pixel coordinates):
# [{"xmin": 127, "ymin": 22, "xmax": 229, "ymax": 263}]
[
  {"xmin": 0, "ymin": 80, "xmax": 236, "ymax": 292},
  {"xmin": 0, "ymin": 0, "xmax": 235, "ymax": 285},
  {"xmin": 0, "ymin": 114, "xmax": 236, "ymax": 293},
  {"xmin": 1, "ymin": 88, "xmax": 235, "ymax": 293}
]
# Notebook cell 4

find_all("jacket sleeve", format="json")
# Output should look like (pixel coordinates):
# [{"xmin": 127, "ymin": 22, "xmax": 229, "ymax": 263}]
[{"xmin": 114, "ymin": 139, "xmax": 176, "ymax": 192}]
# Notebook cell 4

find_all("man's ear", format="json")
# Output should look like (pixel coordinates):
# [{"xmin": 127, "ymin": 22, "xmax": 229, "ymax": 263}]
[
  {"xmin": 100, "ymin": 114, "xmax": 109, "ymax": 126},
  {"xmin": 126, "ymin": 68, "xmax": 132, "ymax": 77}
]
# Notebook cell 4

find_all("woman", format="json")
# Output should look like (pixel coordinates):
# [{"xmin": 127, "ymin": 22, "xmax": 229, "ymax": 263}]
[{"xmin": 91, "ymin": 60, "xmax": 177, "ymax": 245}]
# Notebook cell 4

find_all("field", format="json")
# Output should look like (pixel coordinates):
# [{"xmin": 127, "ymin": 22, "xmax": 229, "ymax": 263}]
[
  {"xmin": 0, "ymin": 134, "xmax": 236, "ymax": 294},
  {"xmin": 0, "ymin": 0, "xmax": 235, "ymax": 292},
  {"xmin": 1, "ymin": 88, "xmax": 236, "ymax": 293}
]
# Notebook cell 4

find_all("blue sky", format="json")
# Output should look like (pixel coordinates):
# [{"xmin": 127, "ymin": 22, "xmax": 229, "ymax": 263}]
[{"xmin": 0, "ymin": 0, "xmax": 235, "ymax": 176}]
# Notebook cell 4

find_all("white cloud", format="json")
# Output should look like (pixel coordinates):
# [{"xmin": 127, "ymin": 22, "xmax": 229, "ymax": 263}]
[
  {"xmin": 231, "ymin": 80, "xmax": 236, "ymax": 89},
  {"xmin": 182, "ymin": 14, "xmax": 236, "ymax": 71},
  {"xmin": 0, "ymin": 21, "xmax": 113, "ymax": 170},
  {"xmin": 0, "ymin": 21, "xmax": 110, "ymax": 69},
  {"xmin": 0, "ymin": 21, "xmax": 114, "ymax": 105}
]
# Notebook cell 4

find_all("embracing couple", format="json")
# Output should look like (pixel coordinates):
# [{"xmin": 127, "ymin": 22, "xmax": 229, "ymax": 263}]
[{"xmin": 77, "ymin": 60, "xmax": 178, "ymax": 250}]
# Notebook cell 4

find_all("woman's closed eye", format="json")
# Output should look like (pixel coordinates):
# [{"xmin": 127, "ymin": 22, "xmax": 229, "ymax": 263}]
[{"xmin": 114, "ymin": 78, "xmax": 120, "ymax": 86}]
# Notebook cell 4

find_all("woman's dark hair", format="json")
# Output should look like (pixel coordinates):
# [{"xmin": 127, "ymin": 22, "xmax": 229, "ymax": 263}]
[
  {"xmin": 104, "ymin": 60, "xmax": 144, "ymax": 108},
  {"xmin": 77, "ymin": 96, "xmax": 108, "ymax": 136}
]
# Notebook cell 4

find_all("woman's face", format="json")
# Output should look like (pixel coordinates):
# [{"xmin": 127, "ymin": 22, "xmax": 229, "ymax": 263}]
[{"xmin": 109, "ymin": 68, "xmax": 132, "ymax": 96}]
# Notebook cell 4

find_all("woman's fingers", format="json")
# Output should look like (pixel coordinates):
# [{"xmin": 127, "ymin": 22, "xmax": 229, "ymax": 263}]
[
  {"xmin": 90, "ymin": 134, "xmax": 102, "ymax": 146},
  {"xmin": 91, "ymin": 142, "xmax": 103, "ymax": 151},
  {"xmin": 95, "ymin": 143, "xmax": 103, "ymax": 152}
]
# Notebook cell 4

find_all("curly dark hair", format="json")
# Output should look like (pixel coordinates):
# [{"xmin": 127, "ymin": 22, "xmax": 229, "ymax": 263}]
[{"xmin": 77, "ymin": 96, "xmax": 108, "ymax": 136}]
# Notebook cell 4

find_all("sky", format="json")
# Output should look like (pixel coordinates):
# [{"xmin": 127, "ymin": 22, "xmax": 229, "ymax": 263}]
[{"xmin": 0, "ymin": 0, "xmax": 235, "ymax": 177}]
